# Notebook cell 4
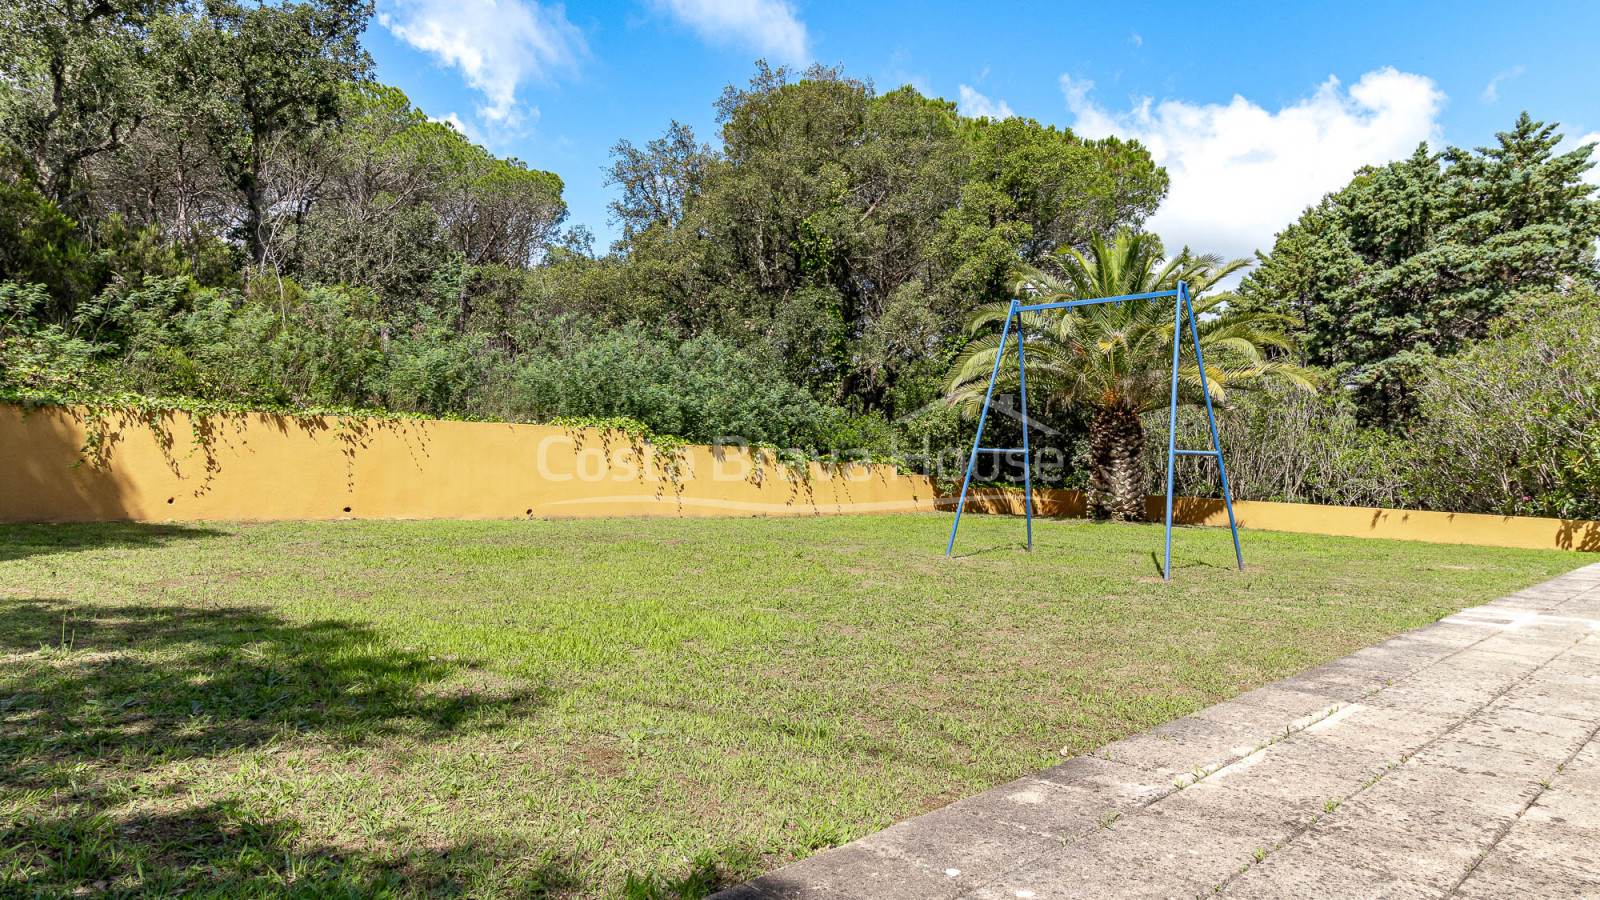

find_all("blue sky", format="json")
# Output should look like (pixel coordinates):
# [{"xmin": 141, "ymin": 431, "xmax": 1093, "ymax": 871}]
[{"xmin": 364, "ymin": 0, "xmax": 1600, "ymax": 259}]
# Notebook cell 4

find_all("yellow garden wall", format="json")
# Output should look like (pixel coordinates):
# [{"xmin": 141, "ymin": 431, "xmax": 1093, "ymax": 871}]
[
  {"xmin": 957, "ymin": 487, "xmax": 1600, "ymax": 553},
  {"xmin": 4, "ymin": 403, "xmax": 1594, "ymax": 552},
  {"xmin": 0, "ymin": 404, "xmax": 939, "ymax": 522}
]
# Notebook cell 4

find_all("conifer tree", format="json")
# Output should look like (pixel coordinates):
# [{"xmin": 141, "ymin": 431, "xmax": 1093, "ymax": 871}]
[{"xmin": 1238, "ymin": 113, "xmax": 1599, "ymax": 423}]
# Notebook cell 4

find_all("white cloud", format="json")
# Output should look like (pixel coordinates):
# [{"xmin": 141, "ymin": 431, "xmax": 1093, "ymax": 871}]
[
  {"xmin": 1059, "ymin": 73, "xmax": 1093, "ymax": 111},
  {"xmin": 958, "ymin": 85, "xmax": 1014, "ymax": 120},
  {"xmin": 378, "ymin": 0, "xmax": 584, "ymax": 124},
  {"xmin": 429, "ymin": 111, "xmax": 484, "ymax": 143},
  {"xmin": 1129, "ymin": 32, "xmax": 1142, "ymax": 48},
  {"xmin": 655, "ymin": 0, "xmax": 809, "ymax": 65},
  {"xmin": 1059, "ymin": 68, "xmax": 1446, "ymax": 268},
  {"xmin": 1559, "ymin": 131, "xmax": 1600, "ymax": 187},
  {"xmin": 1482, "ymin": 66, "xmax": 1523, "ymax": 103}
]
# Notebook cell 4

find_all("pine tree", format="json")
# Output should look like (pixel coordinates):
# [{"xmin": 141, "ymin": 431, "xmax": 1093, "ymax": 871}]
[{"xmin": 1237, "ymin": 114, "xmax": 1600, "ymax": 424}]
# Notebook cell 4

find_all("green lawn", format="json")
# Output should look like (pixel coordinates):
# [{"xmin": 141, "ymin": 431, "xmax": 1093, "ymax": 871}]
[{"xmin": 0, "ymin": 515, "xmax": 1582, "ymax": 898}]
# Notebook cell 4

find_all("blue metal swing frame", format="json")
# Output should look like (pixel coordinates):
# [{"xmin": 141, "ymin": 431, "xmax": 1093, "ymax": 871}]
[{"xmin": 942, "ymin": 281, "xmax": 1243, "ymax": 580}]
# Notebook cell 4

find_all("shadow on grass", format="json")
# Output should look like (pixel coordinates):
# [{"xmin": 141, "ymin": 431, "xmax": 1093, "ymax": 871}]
[
  {"xmin": 0, "ymin": 595, "xmax": 557, "ymax": 896},
  {"xmin": 0, "ymin": 522, "xmax": 225, "ymax": 563},
  {"xmin": 621, "ymin": 848, "xmax": 762, "ymax": 900},
  {"xmin": 8, "ymin": 797, "xmax": 587, "ymax": 898}
]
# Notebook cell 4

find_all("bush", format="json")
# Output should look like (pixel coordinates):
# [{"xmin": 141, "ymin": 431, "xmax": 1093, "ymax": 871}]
[
  {"xmin": 0, "ymin": 282, "xmax": 101, "ymax": 395},
  {"xmin": 1142, "ymin": 288, "xmax": 1600, "ymax": 520},
  {"xmin": 1143, "ymin": 383, "xmax": 1411, "ymax": 509},
  {"xmin": 0, "ymin": 170, "xmax": 93, "ymax": 315},
  {"xmin": 85, "ymin": 277, "xmax": 389, "ymax": 408},
  {"xmin": 510, "ymin": 324, "xmax": 836, "ymax": 448},
  {"xmin": 1406, "ymin": 290, "xmax": 1600, "ymax": 519},
  {"xmin": 2, "ymin": 266, "xmax": 893, "ymax": 456}
]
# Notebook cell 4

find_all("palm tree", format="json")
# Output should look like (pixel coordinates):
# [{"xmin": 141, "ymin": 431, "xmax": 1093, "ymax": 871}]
[{"xmin": 946, "ymin": 231, "xmax": 1313, "ymax": 521}]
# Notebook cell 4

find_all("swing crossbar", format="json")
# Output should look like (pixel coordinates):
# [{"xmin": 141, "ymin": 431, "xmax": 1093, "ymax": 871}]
[
  {"xmin": 942, "ymin": 283, "xmax": 1244, "ymax": 580},
  {"xmin": 1015, "ymin": 289, "xmax": 1180, "ymax": 314}
]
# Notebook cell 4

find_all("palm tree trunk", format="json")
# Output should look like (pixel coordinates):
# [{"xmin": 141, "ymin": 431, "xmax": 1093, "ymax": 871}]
[{"xmin": 1089, "ymin": 403, "xmax": 1145, "ymax": 521}]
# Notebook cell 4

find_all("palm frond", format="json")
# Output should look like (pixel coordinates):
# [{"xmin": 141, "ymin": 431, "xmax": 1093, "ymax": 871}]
[{"xmin": 945, "ymin": 228, "xmax": 1313, "ymax": 419}]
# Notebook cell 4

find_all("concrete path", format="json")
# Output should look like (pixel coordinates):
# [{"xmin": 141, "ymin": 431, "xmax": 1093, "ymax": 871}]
[{"xmin": 716, "ymin": 562, "xmax": 1600, "ymax": 900}]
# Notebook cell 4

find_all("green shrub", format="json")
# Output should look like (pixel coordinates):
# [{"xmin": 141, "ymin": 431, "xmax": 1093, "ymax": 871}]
[
  {"xmin": 0, "ymin": 282, "xmax": 101, "ymax": 395},
  {"xmin": 0, "ymin": 171, "xmax": 92, "ymax": 315},
  {"xmin": 86, "ymin": 276, "xmax": 388, "ymax": 408},
  {"xmin": 1145, "ymin": 288, "xmax": 1600, "ymax": 519},
  {"xmin": 510, "ymin": 324, "xmax": 836, "ymax": 448},
  {"xmin": 1144, "ymin": 382, "xmax": 1412, "ymax": 509},
  {"xmin": 1406, "ymin": 289, "xmax": 1600, "ymax": 519}
]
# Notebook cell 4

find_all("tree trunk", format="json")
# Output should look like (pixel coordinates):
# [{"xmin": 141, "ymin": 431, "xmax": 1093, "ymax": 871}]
[
  {"xmin": 242, "ymin": 172, "xmax": 266, "ymax": 266},
  {"xmin": 1089, "ymin": 403, "xmax": 1145, "ymax": 521}
]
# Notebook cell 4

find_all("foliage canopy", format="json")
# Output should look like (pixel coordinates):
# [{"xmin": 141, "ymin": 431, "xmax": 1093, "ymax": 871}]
[{"xmin": 1237, "ymin": 113, "xmax": 1599, "ymax": 423}]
